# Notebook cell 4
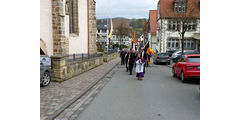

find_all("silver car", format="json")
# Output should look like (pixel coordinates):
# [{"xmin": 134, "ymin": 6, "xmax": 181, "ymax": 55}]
[
  {"xmin": 153, "ymin": 53, "xmax": 170, "ymax": 65},
  {"xmin": 40, "ymin": 56, "xmax": 51, "ymax": 87}
]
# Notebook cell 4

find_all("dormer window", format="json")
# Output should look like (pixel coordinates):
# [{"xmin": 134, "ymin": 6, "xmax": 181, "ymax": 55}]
[{"xmin": 174, "ymin": 0, "xmax": 186, "ymax": 13}]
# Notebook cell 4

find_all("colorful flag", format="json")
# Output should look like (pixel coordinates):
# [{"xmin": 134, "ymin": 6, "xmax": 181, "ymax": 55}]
[
  {"xmin": 132, "ymin": 31, "xmax": 135, "ymax": 43},
  {"xmin": 108, "ymin": 18, "xmax": 113, "ymax": 38},
  {"xmin": 147, "ymin": 47, "xmax": 157, "ymax": 57}
]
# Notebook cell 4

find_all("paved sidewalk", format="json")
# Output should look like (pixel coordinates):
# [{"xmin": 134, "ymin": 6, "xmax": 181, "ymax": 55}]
[{"xmin": 40, "ymin": 58, "xmax": 120, "ymax": 120}]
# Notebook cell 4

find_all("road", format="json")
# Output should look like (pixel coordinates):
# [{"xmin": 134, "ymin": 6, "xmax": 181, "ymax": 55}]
[{"xmin": 76, "ymin": 62, "xmax": 200, "ymax": 120}]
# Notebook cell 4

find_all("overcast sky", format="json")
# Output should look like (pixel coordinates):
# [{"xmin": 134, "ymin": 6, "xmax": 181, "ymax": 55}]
[{"xmin": 95, "ymin": 0, "xmax": 159, "ymax": 19}]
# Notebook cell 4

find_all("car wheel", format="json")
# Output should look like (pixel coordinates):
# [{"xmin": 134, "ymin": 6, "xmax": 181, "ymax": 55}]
[
  {"xmin": 172, "ymin": 68, "xmax": 176, "ymax": 77},
  {"xmin": 41, "ymin": 72, "xmax": 50, "ymax": 87},
  {"xmin": 181, "ymin": 71, "xmax": 186, "ymax": 83}
]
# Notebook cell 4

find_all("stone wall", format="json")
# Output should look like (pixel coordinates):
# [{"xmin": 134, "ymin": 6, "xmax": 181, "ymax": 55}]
[
  {"xmin": 52, "ymin": 0, "xmax": 66, "ymax": 56},
  {"xmin": 64, "ymin": 56, "xmax": 103, "ymax": 80},
  {"xmin": 51, "ymin": 56, "xmax": 103, "ymax": 82},
  {"xmin": 51, "ymin": 55, "xmax": 67, "ymax": 81},
  {"xmin": 103, "ymin": 52, "xmax": 119, "ymax": 62},
  {"xmin": 88, "ymin": 0, "xmax": 97, "ymax": 54},
  {"xmin": 51, "ymin": 51, "xmax": 118, "ymax": 82}
]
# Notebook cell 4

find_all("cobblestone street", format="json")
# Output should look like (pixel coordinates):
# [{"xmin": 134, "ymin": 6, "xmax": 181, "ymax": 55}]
[{"xmin": 40, "ymin": 58, "xmax": 120, "ymax": 120}]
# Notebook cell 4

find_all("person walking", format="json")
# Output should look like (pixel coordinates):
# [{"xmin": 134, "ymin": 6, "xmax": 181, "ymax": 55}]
[
  {"xmin": 135, "ymin": 54, "xmax": 145, "ymax": 80},
  {"xmin": 134, "ymin": 50, "xmax": 139, "ymax": 67},
  {"xmin": 120, "ymin": 49, "xmax": 126, "ymax": 65},
  {"xmin": 128, "ymin": 48, "xmax": 136, "ymax": 75},
  {"xmin": 125, "ymin": 50, "xmax": 130, "ymax": 72},
  {"xmin": 140, "ymin": 48, "xmax": 147, "ymax": 73}
]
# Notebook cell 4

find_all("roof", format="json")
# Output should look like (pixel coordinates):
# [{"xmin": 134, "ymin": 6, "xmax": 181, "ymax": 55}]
[
  {"xmin": 159, "ymin": 0, "xmax": 200, "ymax": 19},
  {"xmin": 149, "ymin": 10, "xmax": 157, "ymax": 35}
]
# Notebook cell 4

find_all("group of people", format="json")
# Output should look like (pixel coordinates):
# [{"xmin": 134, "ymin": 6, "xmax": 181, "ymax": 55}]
[{"xmin": 120, "ymin": 48, "xmax": 150, "ymax": 80}]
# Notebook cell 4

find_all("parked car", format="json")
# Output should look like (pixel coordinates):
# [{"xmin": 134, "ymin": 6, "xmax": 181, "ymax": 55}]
[
  {"xmin": 172, "ymin": 54, "xmax": 200, "ymax": 83},
  {"xmin": 171, "ymin": 51, "xmax": 181, "ymax": 62},
  {"xmin": 171, "ymin": 50, "xmax": 199, "ymax": 62},
  {"xmin": 153, "ymin": 53, "xmax": 170, "ymax": 65},
  {"xmin": 40, "ymin": 56, "xmax": 51, "ymax": 87},
  {"xmin": 167, "ymin": 50, "xmax": 179, "ymax": 57}
]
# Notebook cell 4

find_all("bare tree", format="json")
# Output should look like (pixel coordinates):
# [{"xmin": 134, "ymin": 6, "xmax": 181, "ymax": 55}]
[{"xmin": 116, "ymin": 22, "xmax": 129, "ymax": 49}]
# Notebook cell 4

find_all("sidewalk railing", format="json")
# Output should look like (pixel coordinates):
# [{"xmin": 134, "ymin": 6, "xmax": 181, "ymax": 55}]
[{"xmin": 65, "ymin": 53, "xmax": 103, "ymax": 63}]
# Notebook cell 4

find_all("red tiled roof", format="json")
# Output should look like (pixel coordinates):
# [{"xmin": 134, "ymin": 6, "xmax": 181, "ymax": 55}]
[
  {"xmin": 159, "ymin": 0, "xmax": 200, "ymax": 19},
  {"xmin": 149, "ymin": 10, "xmax": 157, "ymax": 35}
]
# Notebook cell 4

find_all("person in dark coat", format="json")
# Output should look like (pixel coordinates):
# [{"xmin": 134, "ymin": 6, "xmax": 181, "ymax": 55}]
[
  {"xmin": 125, "ymin": 50, "xmax": 130, "ymax": 72},
  {"xmin": 120, "ymin": 49, "xmax": 126, "ymax": 65},
  {"xmin": 128, "ymin": 49, "xmax": 136, "ymax": 75},
  {"xmin": 134, "ymin": 50, "xmax": 139, "ymax": 67}
]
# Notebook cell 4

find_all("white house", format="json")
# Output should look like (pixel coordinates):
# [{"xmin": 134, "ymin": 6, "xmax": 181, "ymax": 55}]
[{"xmin": 157, "ymin": 0, "xmax": 200, "ymax": 53}]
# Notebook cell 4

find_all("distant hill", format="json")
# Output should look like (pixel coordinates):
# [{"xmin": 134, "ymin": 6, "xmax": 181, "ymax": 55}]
[{"xmin": 96, "ymin": 17, "xmax": 147, "ymax": 38}]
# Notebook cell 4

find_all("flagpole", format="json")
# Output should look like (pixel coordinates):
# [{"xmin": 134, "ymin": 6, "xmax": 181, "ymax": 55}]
[{"xmin": 107, "ymin": 18, "xmax": 109, "ymax": 54}]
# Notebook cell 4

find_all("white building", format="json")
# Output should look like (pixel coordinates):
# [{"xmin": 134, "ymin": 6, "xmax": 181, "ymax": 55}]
[
  {"xmin": 97, "ymin": 18, "xmax": 130, "ymax": 47},
  {"xmin": 157, "ymin": 0, "xmax": 200, "ymax": 53}
]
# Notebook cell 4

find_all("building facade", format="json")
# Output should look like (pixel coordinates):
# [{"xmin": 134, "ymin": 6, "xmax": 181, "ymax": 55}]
[
  {"xmin": 157, "ymin": 0, "xmax": 200, "ymax": 53},
  {"xmin": 148, "ymin": 10, "xmax": 158, "ymax": 53},
  {"xmin": 40, "ymin": 0, "xmax": 97, "ymax": 56},
  {"xmin": 96, "ymin": 18, "xmax": 130, "ymax": 48}
]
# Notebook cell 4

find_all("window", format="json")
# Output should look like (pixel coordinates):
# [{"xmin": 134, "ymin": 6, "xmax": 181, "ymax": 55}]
[
  {"xmin": 176, "ymin": 42, "xmax": 179, "ymax": 48},
  {"xmin": 187, "ymin": 56, "xmax": 200, "ymax": 63},
  {"xmin": 183, "ymin": 38, "xmax": 196, "ymax": 49},
  {"xmin": 187, "ymin": 40, "xmax": 191, "ymax": 48},
  {"xmin": 167, "ymin": 38, "xmax": 180, "ymax": 49},
  {"xmin": 186, "ymin": 20, "xmax": 197, "ymax": 31},
  {"xmin": 169, "ymin": 19, "xmax": 197, "ymax": 31},
  {"xmin": 168, "ymin": 20, "xmax": 178, "ymax": 31},
  {"xmin": 168, "ymin": 42, "xmax": 171, "ymax": 48},
  {"xmin": 174, "ymin": 2, "xmax": 186, "ymax": 13},
  {"xmin": 69, "ymin": 0, "xmax": 78, "ymax": 34},
  {"xmin": 173, "ymin": 21, "xmax": 176, "ymax": 30}
]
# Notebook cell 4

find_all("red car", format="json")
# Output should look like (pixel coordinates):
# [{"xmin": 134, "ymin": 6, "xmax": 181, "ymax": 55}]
[{"xmin": 172, "ymin": 54, "xmax": 200, "ymax": 82}]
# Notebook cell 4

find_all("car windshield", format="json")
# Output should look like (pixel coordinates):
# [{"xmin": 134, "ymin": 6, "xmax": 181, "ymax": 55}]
[
  {"xmin": 188, "ymin": 56, "xmax": 200, "ymax": 63},
  {"xmin": 176, "ymin": 51, "xmax": 182, "ymax": 53},
  {"xmin": 158, "ymin": 53, "xmax": 168, "ymax": 57}
]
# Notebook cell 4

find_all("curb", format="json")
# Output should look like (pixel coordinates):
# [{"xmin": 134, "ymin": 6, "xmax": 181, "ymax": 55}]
[{"xmin": 45, "ymin": 58, "xmax": 120, "ymax": 120}]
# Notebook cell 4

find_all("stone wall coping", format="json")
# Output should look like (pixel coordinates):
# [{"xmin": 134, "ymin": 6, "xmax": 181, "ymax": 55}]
[{"xmin": 66, "ymin": 56, "xmax": 103, "ymax": 65}]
